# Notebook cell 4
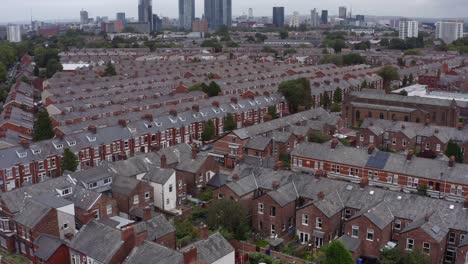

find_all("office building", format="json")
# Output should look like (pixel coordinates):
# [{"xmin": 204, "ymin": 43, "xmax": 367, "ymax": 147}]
[
  {"xmin": 138, "ymin": 0, "xmax": 153, "ymax": 30},
  {"xmin": 399, "ymin": 20, "xmax": 419, "ymax": 39},
  {"xmin": 116, "ymin": 12, "xmax": 126, "ymax": 26},
  {"xmin": 435, "ymin": 21, "xmax": 464, "ymax": 44},
  {"xmin": 272, "ymin": 7, "xmax": 285, "ymax": 28},
  {"xmin": 80, "ymin": 10, "xmax": 89, "ymax": 25},
  {"xmin": 310, "ymin": 9, "xmax": 320, "ymax": 28},
  {"xmin": 321, "ymin": 10, "xmax": 328, "ymax": 24},
  {"xmin": 179, "ymin": 0, "xmax": 195, "ymax": 30},
  {"xmin": 339, "ymin": 6, "xmax": 347, "ymax": 19},
  {"xmin": 248, "ymin": 8, "xmax": 253, "ymax": 19},
  {"xmin": 204, "ymin": 0, "xmax": 232, "ymax": 29},
  {"xmin": 7, "ymin": 25, "xmax": 21, "ymax": 43},
  {"xmin": 356, "ymin": 15, "xmax": 365, "ymax": 22},
  {"xmin": 192, "ymin": 18, "xmax": 209, "ymax": 33},
  {"xmin": 290, "ymin": 12, "xmax": 300, "ymax": 28},
  {"xmin": 0, "ymin": 26, "xmax": 7, "ymax": 41},
  {"xmin": 153, "ymin": 14, "xmax": 162, "ymax": 32}
]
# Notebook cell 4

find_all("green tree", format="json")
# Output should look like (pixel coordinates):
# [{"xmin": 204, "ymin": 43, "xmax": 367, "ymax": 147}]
[
  {"xmin": 0, "ymin": 63, "xmax": 6, "ymax": 83},
  {"xmin": 333, "ymin": 39, "xmax": 346, "ymax": 53},
  {"xmin": 408, "ymin": 74, "xmax": 414, "ymax": 84},
  {"xmin": 103, "ymin": 61, "xmax": 117, "ymax": 76},
  {"xmin": 333, "ymin": 88, "xmax": 343, "ymax": 103},
  {"xmin": 201, "ymin": 120, "xmax": 215, "ymax": 142},
  {"xmin": 203, "ymin": 81, "xmax": 221, "ymax": 97},
  {"xmin": 206, "ymin": 199, "xmax": 250, "ymax": 240},
  {"xmin": 401, "ymin": 249, "xmax": 431, "ymax": 264},
  {"xmin": 402, "ymin": 75, "xmax": 408, "ymax": 86},
  {"xmin": 381, "ymin": 248, "xmax": 400, "ymax": 264},
  {"xmin": 0, "ymin": 44, "xmax": 16, "ymax": 66},
  {"xmin": 278, "ymin": 78, "xmax": 312, "ymax": 113},
  {"xmin": 445, "ymin": 140, "xmax": 464, "ymax": 163},
  {"xmin": 62, "ymin": 148, "xmax": 79, "ymax": 172},
  {"xmin": 33, "ymin": 110, "xmax": 54, "ymax": 141},
  {"xmin": 399, "ymin": 90, "xmax": 408, "ymax": 96},
  {"xmin": 377, "ymin": 66, "xmax": 400, "ymax": 89},
  {"xmin": 323, "ymin": 240, "xmax": 353, "ymax": 264},
  {"xmin": 33, "ymin": 65, "xmax": 39, "ymax": 77},
  {"xmin": 279, "ymin": 30, "xmax": 289, "ymax": 39},
  {"xmin": 321, "ymin": 92, "xmax": 331, "ymax": 109},
  {"xmin": 380, "ymin": 38, "xmax": 390, "ymax": 47},
  {"xmin": 342, "ymin": 53, "xmax": 366, "ymax": 65},
  {"xmin": 267, "ymin": 106, "xmax": 278, "ymax": 119},
  {"xmin": 224, "ymin": 113, "xmax": 236, "ymax": 132},
  {"xmin": 46, "ymin": 59, "xmax": 63, "ymax": 78},
  {"xmin": 361, "ymin": 80, "xmax": 368, "ymax": 89}
]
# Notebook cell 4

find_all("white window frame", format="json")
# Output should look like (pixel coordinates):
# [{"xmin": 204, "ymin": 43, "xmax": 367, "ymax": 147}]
[
  {"xmin": 406, "ymin": 238, "xmax": 414, "ymax": 250},
  {"xmin": 258, "ymin": 203, "xmax": 264, "ymax": 214},
  {"xmin": 302, "ymin": 214, "xmax": 309, "ymax": 226},
  {"xmin": 351, "ymin": 226, "xmax": 359, "ymax": 238},
  {"xmin": 367, "ymin": 229, "xmax": 374, "ymax": 241}
]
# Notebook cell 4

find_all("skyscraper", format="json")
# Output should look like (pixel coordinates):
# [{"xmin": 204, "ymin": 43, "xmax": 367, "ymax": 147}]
[
  {"xmin": 399, "ymin": 20, "xmax": 419, "ymax": 39},
  {"xmin": 80, "ymin": 10, "xmax": 89, "ymax": 25},
  {"xmin": 321, "ymin": 10, "xmax": 328, "ymax": 24},
  {"xmin": 179, "ymin": 0, "xmax": 195, "ymax": 31},
  {"xmin": 138, "ymin": 0, "xmax": 153, "ymax": 30},
  {"xmin": 310, "ymin": 8, "xmax": 320, "ymax": 28},
  {"xmin": 290, "ymin": 12, "xmax": 300, "ymax": 28},
  {"xmin": 435, "ymin": 21, "xmax": 464, "ymax": 44},
  {"xmin": 7, "ymin": 25, "xmax": 21, "ymax": 43},
  {"xmin": 272, "ymin": 7, "xmax": 285, "ymax": 28},
  {"xmin": 117, "ymin": 12, "xmax": 126, "ymax": 26},
  {"xmin": 204, "ymin": 0, "xmax": 232, "ymax": 29},
  {"xmin": 248, "ymin": 8, "xmax": 253, "ymax": 19},
  {"xmin": 339, "ymin": 6, "xmax": 347, "ymax": 19}
]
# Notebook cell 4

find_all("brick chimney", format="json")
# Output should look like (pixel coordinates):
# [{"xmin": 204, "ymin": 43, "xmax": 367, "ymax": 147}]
[
  {"xmin": 212, "ymin": 101, "xmax": 220, "ymax": 108},
  {"xmin": 198, "ymin": 223, "xmax": 209, "ymax": 239},
  {"xmin": 121, "ymin": 226, "xmax": 135, "ymax": 242},
  {"xmin": 464, "ymin": 195, "xmax": 468, "ymax": 209},
  {"xmin": 406, "ymin": 149, "xmax": 414, "ymax": 161},
  {"xmin": 360, "ymin": 177, "xmax": 369, "ymax": 188},
  {"xmin": 368, "ymin": 144, "xmax": 375, "ymax": 155},
  {"xmin": 142, "ymin": 113, "xmax": 153, "ymax": 121},
  {"xmin": 88, "ymin": 125, "xmax": 97, "ymax": 134},
  {"xmin": 449, "ymin": 155, "xmax": 456, "ymax": 168},
  {"xmin": 232, "ymin": 173, "xmax": 240, "ymax": 181},
  {"xmin": 230, "ymin": 97, "xmax": 238, "ymax": 104},
  {"xmin": 118, "ymin": 119, "xmax": 127, "ymax": 127},
  {"xmin": 160, "ymin": 154, "xmax": 167, "ymax": 168},
  {"xmin": 169, "ymin": 109, "xmax": 177, "ymax": 117},
  {"xmin": 317, "ymin": 191, "xmax": 325, "ymax": 200},
  {"xmin": 55, "ymin": 130, "xmax": 65, "ymax": 140},
  {"xmin": 272, "ymin": 181, "xmax": 280, "ymax": 190},
  {"xmin": 192, "ymin": 104, "xmax": 200, "ymax": 112},
  {"xmin": 424, "ymin": 118, "xmax": 430, "ymax": 126},
  {"xmin": 424, "ymin": 213, "xmax": 430, "ymax": 222},
  {"xmin": 191, "ymin": 146, "xmax": 197, "ymax": 159},
  {"xmin": 183, "ymin": 247, "xmax": 198, "ymax": 264},
  {"xmin": 143, "ymin": 207, "xmax": 152, "ymax": 221},
  {"xmin": 331, "ymin": 139, "xmax": 339, "ymax": 150},
  {"xmin": 20, "ymin": 138, "xmax": 30, "ymax": 149}
]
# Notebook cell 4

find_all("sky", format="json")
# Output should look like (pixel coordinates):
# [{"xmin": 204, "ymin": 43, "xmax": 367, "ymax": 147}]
[{"xmin": 2, "ymin": 0, "xmax": 468, "ymax": 23}]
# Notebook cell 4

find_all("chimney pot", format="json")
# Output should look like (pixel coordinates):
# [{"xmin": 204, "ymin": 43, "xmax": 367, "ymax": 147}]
[
  {"xmin": 232, "ymin": 173, "xmax": 240, "ymax": 181},
  {"xmin": 183, "ymin": 247, "xmax": 198, "ymax": 264},
  {"xmin": 230, "ymin": 97, "xmax": 238, "ymax": 104},
  {"xmin": 118, "ymin": 119, "xmax": 127, "ymax": 127},
  {"xmin": 318, "ymin": 191, "xmax": 325, "ymax": 200},
  {"xmin": 142, "ymin": 207, "xmax": 152, "ymax": 221},
  {"xmin": 360, "ymin": 177, "xmax": 369, "ymax": 188},
  {"xmin": 464, "ymin": 195, "xmax": 468, "ymax": 209},
  {"xmin": 331, "ymin": 139, "xmax": 339, "ymax": 150},
  {"xmin": 160, "ymin": 154, "xmax": 167, "ymax": 168},
  {"xmin": 88, "ymin": 125, "xmax": 97, "ymax": 134},
  {"xmin": 368, "ymin": 144, "xmax": 375, "ymax": 155},
  {"xmin": 212, "ymin": 101, "xmax": 220, "ymax": 108},
  {"xmin": 406, "ymin": 149, "xmax": 414, "ymax": 161},
  {"xmin": 192, "ymin": 104, "xmax": 200, "ymax": 112}
]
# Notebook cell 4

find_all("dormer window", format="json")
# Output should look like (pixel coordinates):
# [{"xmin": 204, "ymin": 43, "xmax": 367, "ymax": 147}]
[
  {"xmin": 213, "ymin": 108, "xmax": 220, "ymax": 114},
  {"xmin": 16, "ymin": 150, "xmax": 27, "ymax": 158},
  {"xmin": 60, "ymin": 187, "xmax": 72, "ymax": 196},
  {"xmin": 178, "ymin": 116, "xmax": 186, "ymax": 122},
  {"xmin": 200, "ymin": 112, "xmax": 207, "ymax": 117},
  {"xmin": 231, "ymin": 104, "xmax": 238, "ymax": 110},
  {"xmin": 239, "ymin": 104, "xmax": 245, "ymax": 108},
  {"xmin": 193, "ymin": 113, "xmax": 200, "ymax": 119},
  {"xmin": 66, "ymin": 139, "xmax": 76, "ymax": 147},
  {"xmin": 168, "ymin": 117, "xmax": 178, "ymax": 124},
  {"xmin": 31, "ymin": 146, "xmax": 41, "ymax": 155},
  {"xmin": 220, "ymin": 107, "xmax": 226, "ymax": 112},
  {"xmin": 88, "ymin": 182, "xmax": 97, "ymax": 189},
  {"xmin": 87, "ymin": 135, "xmax": 96, "ymax": 142},
  {"xmin": 144, "ymin": 122, "xmax": 153, "ymax": 128},
  {"xmin": 128, "ymin": 127, "xmax": 137, "ymax": 133},
  {"xmin": 53, "ymin": 142, "xmax": 63, "ymax": 150}
]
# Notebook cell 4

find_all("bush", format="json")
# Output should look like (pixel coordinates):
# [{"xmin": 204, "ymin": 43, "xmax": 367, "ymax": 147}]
[{"xmin": 249, "ymin": 253, "xmax": 281, "ymax": 264}]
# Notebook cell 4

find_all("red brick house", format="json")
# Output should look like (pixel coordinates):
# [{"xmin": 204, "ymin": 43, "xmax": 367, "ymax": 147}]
[
  {"xmin": 33, "ymin": 234, "xmax": 70, "ymax": 264},
  {"xmin": 111, "ymin": 176, "xmax": 154, "ymax": 219}
]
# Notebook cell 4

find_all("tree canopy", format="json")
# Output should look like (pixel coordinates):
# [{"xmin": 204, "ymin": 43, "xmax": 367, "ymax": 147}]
[
  {"xmin": 446, "ymin": 140, "xmax": 464, "ymax": 163},
  {"xmin": 377, "ymin": 66, "xmax": 400, "ymax": 89},
  {"xmin": 206, "ymin": 199, "xmax": 250, "ymax": 240},
  {"xmin": 46, "ymin": 59, "xmax": 63, "ymax": 78},
  {"xmin": 224, "ymin": 113, "xmax": 236, "ymax": 132},
  {"xmin": 33, "ymin": 110, "xmax": 54, "ymax": 141},
  {"xmin": 0, "ymin": 64, "xmax": 6, "ymax": 83},
  {"xmin": 201, "ymin": 119, "xmax": 215, "ymax": 142},
  {"xmin": 323, "ymin": 240, "xmax": 353, "ymax": 264},
  {"xmin": 62, "ymin": 148, "xmax": 79, "ymax": 172},
  {"xmin": 278, "ymin": 78, "xmax": 312, "ymax": 113},
  {"xmin": 103, "ymin": 62, "xmax": 117, "ymax": 76}
]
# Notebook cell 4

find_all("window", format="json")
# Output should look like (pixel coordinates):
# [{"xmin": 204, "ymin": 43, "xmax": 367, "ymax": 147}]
[
  {"xmin": 344, "ymin": 209, "xmax": 351, "ymax": 219},
  {"xmin": 106, "ymin": 204, "xmax": 112, "ymax": 215},
  {"xmin": 406, "ymin": 238, "xmax": 414, "ymax": 250},
  {"xmin": 403, "ymin": 139, "xmax": 407, "ymax": 146},
  {"xmin": 457, "ymin": 186, "xmax": 463, "ymax": 196},
  {"xmin": 88, "ymin": 182, "xmax": 97, "ymax": 189},
  {"xmin": 352, "ymin": 226, "xmax": 359, "ymax": 238},
  {"xmin": 359, "ymin": 135, "xmax": 364, "ymax": 142},
  {"xmin": 63, "ymin": 223, "xmax": 69, "ymax": 229},
  {"xmin": 316, "ymin": 217, "xmax": 322, "ymax": 229},
  {"xmin": 6, "ymin": 169, "xmax": 13, "ymax": 179},
  {"xmin": 422, "ymin": 242, "xmax": 430, "ymax": 254},
  {"xmin": 448, "ymin": 232, "xmax": 456, "ymax": 244},
  {"xmin": 394, "ymin": 220, "xmax": 401, "ymax": 230},
  {"xmin": 144, "ymin": 192, "xmax": 150, "ymax": 200},
  {"xmin": 218, "ymin": 193, "xmax": 224, "ymax": 199},
  {"xmin": 369, "ymin": 135, "xmax": 374, "ymax": 143},
  {"xmin": 367, "ymin": 229, "xmax": 374, "ymax": 241},
  {"xmin": 393, "ymin": 174, "xmax": 398, "ymax": 184},
  {"xmin": 436, "ymin": 144, "xmax": 441, "ymax": 152},
  {"xmin": 23, "ymin": 165, "xmax": 30, "ymax": 175},
  {"xmin": 407, "ymin": 177, "xmax": 413, "ymax": 187},
  {"xmin": 302, "ymin": 214, "xmax": 309, "ymax": 226},
  {"xmin": 425, "ymin": 143, "xmax": 430, "ymax": 150},
  {"xmin": 61, "ymin": 188, "xmax": 72, "ymax": 196},
  {"xmin": 103, "ymin": 178, "xmax": 112, "ymax": 184},
  {"xmin": 392, "ymin": 138, "xmax": 396, "ymax": 145},
  {"xmin": 178, "ymin": 180, "xmax": 183, "ymax": 190},
  {"xmin": 166, "ymin": 199, "xmax": 170, "ymax": 205},
  {"xmin": 38, "ymin": 162, "xmax": 44, "ymax": 170},
  {"xmin": 270, "ymin": 206, "xmax": 276, "ymax": 217},
  {"xmin": 133, "ymin": 195, "xmax": 139, "ymax": 205},
  {"xmin": 258, "ymin": 203, "xmax": 264, "ymax": 214},
  {"xmin": 72, "ymin": 255, "xmax": 80, "ymax": 264},
  {"xmin": 169, "ymin": 184, "xmax": 173, "ymax": 192}
]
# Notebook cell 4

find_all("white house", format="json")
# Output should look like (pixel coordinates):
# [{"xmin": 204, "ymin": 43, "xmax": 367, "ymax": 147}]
[{"xmin": 142, "ymin": 167, "xmax": 177, "ymax": 212}]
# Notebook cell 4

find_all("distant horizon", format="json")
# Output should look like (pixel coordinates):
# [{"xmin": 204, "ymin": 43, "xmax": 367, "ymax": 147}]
[{"xmin": 1, "ymin": 0, "xmax": 468, "ymax": 24}]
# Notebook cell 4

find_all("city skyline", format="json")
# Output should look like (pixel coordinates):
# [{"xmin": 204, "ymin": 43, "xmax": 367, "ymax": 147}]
[{"xmin": 2, "ymin": 0, "xmax": 468, "ymax": 24}]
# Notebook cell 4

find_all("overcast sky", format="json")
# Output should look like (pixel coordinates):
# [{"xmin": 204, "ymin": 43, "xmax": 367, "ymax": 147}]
[{"xmin": 2, "ymin": 0, "xmax": 467, "ymax": 23}]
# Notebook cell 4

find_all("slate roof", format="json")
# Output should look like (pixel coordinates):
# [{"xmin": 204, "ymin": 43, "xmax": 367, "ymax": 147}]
[
  {"xmin": 124, "ymin": 241, "xmax": 183, "ymax": 264},
  {"xmin": 401, "ymin": 212, "xmax": 449, "ymax": 243},
  {"xmin": 339, "ymin": 235, "xmax": 361, "ymax": 252},
  {"xmin": 244, "ymin": 136, "xmax": 272, "ymax": 151},
  {"xmin": 13, "ymin": 200, "xmax": 51, "ymax": 228},
  {"xmin": 112, "ymin": 176, "xmax": 140, "ymax": 196},
  {"xmin": 69, "ymin": 221, "xmax": 123, "ymax": 263},
  {"xmin": 349, "ymin": 91, "xmax": 456, "ymax": 107},
  {"xmin": 145, "ymin": 214, "xmax": 176, "ymax": 241},
  {"xmin": 191, "ymin": 232, "xmax": 234, "ymax": 264},
  {"xmin": 142, "ymin": 167, "xmax": 175, "ymax": 184},
  {"xmin": 33, "ymin": 234, "xmax": 63, "ymax": 261}
]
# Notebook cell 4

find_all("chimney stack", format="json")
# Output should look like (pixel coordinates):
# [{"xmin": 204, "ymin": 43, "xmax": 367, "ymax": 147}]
[
  {"xmin": 88, "ymin": 125, "xmax": 97, "ymax": 134},
  {"xmin": 20, "ymin": 138, "xmax": 30, "ymax": 149},
  {"xmin": 212, "ymin": 101, "xmax": 220, "ymax": 108},
  {"xmin": 169, "ymin": 109, "xmax": 177, "ymax": 117},
  {"xmin": 464, "ymin": 195, "xmax": 468, "ymax": 209},
  {"xmin": 317, "ymin": 191, "xmax": 325, "ymax": 200},
  {"xmin": 118, "ymin": 119, "xmax": 127, "ymax": 127},
  {"xmin": 360, "ymin": 177, "xmax": 369, "ymax": 188},
  {"xmin": 368, "ymin": 144, "xmax": 375, "ymax": 155},
  {"xmin": 121, "ymin": 226, "xmax": 135, "ymax": 242},
  {"xmin": 331, "ymin": 139, "xmax": 339, "ymax": 150},
  {"xmin": 160, "ymin": 154, "xmax": 167, "ymax": 168},
  {"xmin": 183, "ymin": 247, "xmax": 198, "ymax": 264},
  {"xmin": 424, "ymin": 118, "xmax": 430, "ymax": 126},
  {"xmin": 142, "ymin": 114, "xmax": 153, "ymax": 121},
  {"xmin": 55, "ymin": 130, "xmax": 65, "ymax": 140},
  {"xmin": 191, "ymin": 146, "xmax": 197, "ymax": 159},
  {"xmin": 230, "ymin": 97, "xmax": 238, "ymax": 104},
  {"xmin": 406, "ymin": 149, "xmax": 414, "ymax": 161},
  {"xmin": 192, "ymin": 104, "xmax": 200, "ymax": 112},
  {"xmin": 449, "ymin": 155, "xmax": 456, "ymax": 168},
  {"xmin": 272, "ymin": 181, "xmax": 280, "ymax": 190},
  {"xmin": 232, "ymin": 173, "xmax": 240, "ymax": 181},
  {"xmin": 198, "ymin": 223, "xmax": 209, "ymax": 239}
]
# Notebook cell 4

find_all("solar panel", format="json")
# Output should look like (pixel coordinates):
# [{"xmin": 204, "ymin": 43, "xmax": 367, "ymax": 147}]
[{"xmin": 365, "ymin": 152, "xmax": 390, "ymax": 169}]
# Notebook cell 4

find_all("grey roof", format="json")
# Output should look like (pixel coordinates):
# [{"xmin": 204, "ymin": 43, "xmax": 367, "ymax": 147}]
[
  {"xmin": 33, "ymin": 234, "xmax": 63, "ymax": 261},
  {"xmin": 112, "ymin": 176, "xmax": 141, "ymax": 196},
  {"xmin": 339, "ymin": 235, "xmax": 361, "ymax": 252},
  {"xmin": 352, "ymin": 201, "xmax": 395, "ymax": 230},
  {"xmin": 313, "ymin": 191, "xmax": 345, "ymax": 218},
  {"xmin": 69, "ymin": 221, "xmax": 124, "ymax": 263},
  {"xmin": 271, "ymin": 131, "xmax": 293, "ymax": 143},
  {"xmin": 267, "ymin": 181, "xmax": 298, "ymax": 207},
  {"xmin": 12, "ymin": 200, "xmax": 51, "ymax": 228},
  {"xmin": 244, "ymin": 136, "xmax": 272, "ymax": 151},
  {"xmin": 124, "ymin": 241, "xmax": 183, "ymax": 264},
  {"xmin": 349, "ymin": 91, "xmax": 456, "ymax": 107},
  {"xmin": 176, "ymin": 154, "xmax": 209, "ymax": 174},
  {"xmin": 145, "ymin": 214, "xmax": 176, "ymax": 240},
  {"xmin": 207, "ymin": 173, "xmax": 228, "ymax": 188},
  {"xmin": 142, "ymin": 167, "xmax": 175, "ymax": 184},
  {"xmin": 401, "ymin": 212, "xmax": 449, "ymax": 243},
  {"xmin": 192, "ymin": 232, "xmax": 234, "ymax": 264}
]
